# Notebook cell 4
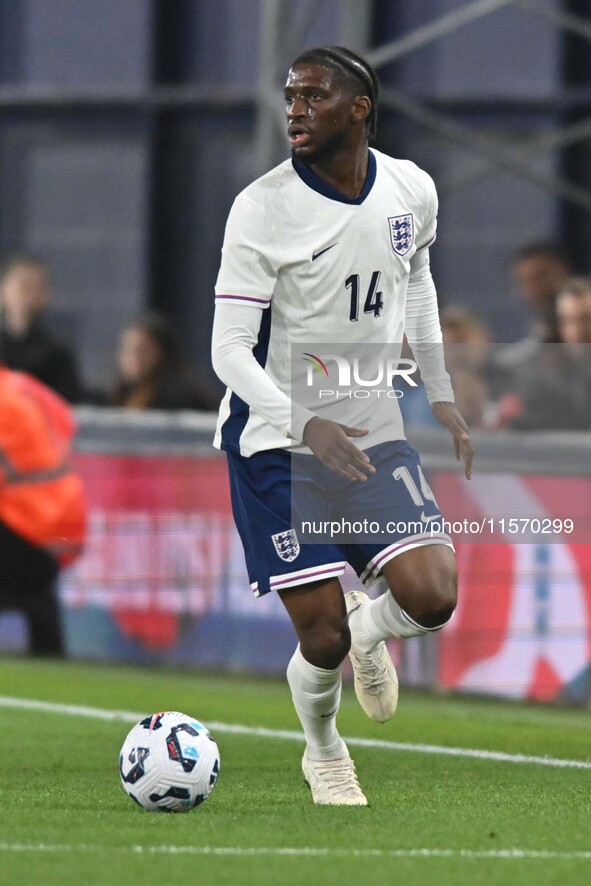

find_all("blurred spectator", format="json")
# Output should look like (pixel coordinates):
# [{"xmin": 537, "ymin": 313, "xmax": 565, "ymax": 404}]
[
  {"xmin": 511, "ymin": 241, "xmax": 573, "ymax": 344},
  {"xmin": 449, "ymin": 366, "xmax": 491, "ymax": 429},
  {"xmin": 109, "ymin": 313, "xmax": 218, "ymax": 410},
  {"xmin": 492, "ymin": 277, "xmax": 591, "ymax": 431},
  {"xmin": 441, "ymin": 307, "xmax": 490, "ymax": 343},
  {"xmin": 488, "ymin": 242, "xmax": 574, "ymax": 402},
  {"xmin": 441, "ymin": 307, "xmax": 491, "ymax": 370},
  {"xmin": 441, "ymin": 308, "xmax": 496, "ymax": 428},
  {"xmin": 0, "ymin": 254, "xmax": 83, "ymax": 402},
  {"xmin": 0, "ymin": 365, "xmax": 87, "ymax": 655},
  {"xmin": 556, "ymin": 277, "xmax": 591, "ymax": 346},
  {"xmin": 401, "ymin": 307, "xmax": 495, "ymax": 429}
]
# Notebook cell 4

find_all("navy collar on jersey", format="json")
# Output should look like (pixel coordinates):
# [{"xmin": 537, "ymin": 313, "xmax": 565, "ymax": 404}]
[{"xmin": 291, "ymin": 149, "xmax": 376, "ymax": 205}]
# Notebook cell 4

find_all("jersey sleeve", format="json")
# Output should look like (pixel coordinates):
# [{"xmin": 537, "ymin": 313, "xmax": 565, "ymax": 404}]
[
  {"xmin": 405, "ymin": 247, "xmax": 454, "ymax": 405},
  {"xmin": 215, "ymin": 194, "xmax": 279, "ymax": 308},
  {"xmin": 211, "ymin": 302, "xmax": 316, "ymax": 441},
  {"xmin": 415, "ymin": 170, "xmax": 438, "ymax": 252}
]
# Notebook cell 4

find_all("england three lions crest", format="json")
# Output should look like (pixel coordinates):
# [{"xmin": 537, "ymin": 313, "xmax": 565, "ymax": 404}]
[
  {"xmin": 272, "ymin": 529, "xmax": 300, "ymax": 562},
  {"xmin": 388, "ymin": 213, "xmax": 414, "ymax": 256}
]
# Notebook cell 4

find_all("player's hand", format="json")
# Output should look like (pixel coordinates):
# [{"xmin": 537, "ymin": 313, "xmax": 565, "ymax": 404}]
[
  {"xmin": 431, "ymin": 401, "xmax": 473, "ymax": 480},
  {"xmin": 302, "ymin": 416, "xmax": 376, "ymax": 482}
]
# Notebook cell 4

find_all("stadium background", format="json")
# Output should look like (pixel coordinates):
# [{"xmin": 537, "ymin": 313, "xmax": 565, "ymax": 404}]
[{"xmin": 1, "ymin": 0, "xmax": 591, "ymax": 703}]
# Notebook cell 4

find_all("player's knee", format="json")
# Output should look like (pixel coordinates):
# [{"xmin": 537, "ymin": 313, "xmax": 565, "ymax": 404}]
[
  {"xmin": 404, "ymin": 568, "xmax": 457, "ymax": 629},
  {"xmin": 301, "ymin": 622, "xmax": 351, "ymax": 670}
]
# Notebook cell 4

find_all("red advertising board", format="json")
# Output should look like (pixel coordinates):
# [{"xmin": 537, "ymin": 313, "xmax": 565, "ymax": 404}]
[
  {"xmin": 63, "ymin": 453, "xmax": 591, "ymax": 701},
  {"xmin": 433, "ymin": 473, "xmax": 591, "ymax": 702}
]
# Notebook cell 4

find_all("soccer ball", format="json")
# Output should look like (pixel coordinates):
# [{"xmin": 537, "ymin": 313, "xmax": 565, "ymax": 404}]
[{"xmin": 119, "ymin": 711, "xmax": 220, "ymax": 812}]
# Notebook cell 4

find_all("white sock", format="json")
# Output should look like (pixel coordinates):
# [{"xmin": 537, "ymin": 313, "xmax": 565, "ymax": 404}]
[
  {"xmin": 349, "ymin": 580, "xmax": 453, "ymax": 654},
  {"xmin": 286, "ymin": 645, "xmax": 348, "ymax": 761}
]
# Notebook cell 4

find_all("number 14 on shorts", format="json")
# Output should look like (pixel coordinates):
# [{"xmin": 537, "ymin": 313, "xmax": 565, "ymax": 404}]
[{"xmin": 393, "ymin": 465, "xmax": 439, "ymax": 524}]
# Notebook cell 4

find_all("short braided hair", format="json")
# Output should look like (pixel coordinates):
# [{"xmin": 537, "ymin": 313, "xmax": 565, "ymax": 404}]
[{"xmin": 290, "ymin": 46, "xmax": 379, "ymax": 141}]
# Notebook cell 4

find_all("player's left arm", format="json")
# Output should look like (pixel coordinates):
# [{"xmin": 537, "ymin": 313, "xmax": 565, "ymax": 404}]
[{"xmin": 405, "ymin": 245, "xmax": 473, "ymax": 480}]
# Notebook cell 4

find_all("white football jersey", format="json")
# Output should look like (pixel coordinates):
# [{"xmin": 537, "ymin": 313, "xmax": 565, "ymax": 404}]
[{"xmin": 214, "ymin": 148, "xmax": 440, "ymax": 456}]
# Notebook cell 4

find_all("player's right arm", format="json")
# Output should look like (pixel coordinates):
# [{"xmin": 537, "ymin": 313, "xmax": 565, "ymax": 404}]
[
  {"xmin": 212, "ymin": 300, "xmax": 311, "ymax": 441},
  {"xmin": 212, "ymin": 193, "xmax": 374, "ymax": 480}
]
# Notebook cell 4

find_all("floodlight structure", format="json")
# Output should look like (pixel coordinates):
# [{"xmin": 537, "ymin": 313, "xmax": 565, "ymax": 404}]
[{"xmin": 253, "ymin": 0, "xmax": 591, "ymax": 214}]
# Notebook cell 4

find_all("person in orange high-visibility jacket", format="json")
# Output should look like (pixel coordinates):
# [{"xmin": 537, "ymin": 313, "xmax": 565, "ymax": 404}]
[{"xmin": 0, "ymin": 365, "xmax": 86, "ymax": 654}]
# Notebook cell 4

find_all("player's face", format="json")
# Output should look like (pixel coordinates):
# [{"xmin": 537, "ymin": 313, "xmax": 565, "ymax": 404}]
[{"xmin": 284, "ymin": 63, "xmax": 358, "ymax": 162}]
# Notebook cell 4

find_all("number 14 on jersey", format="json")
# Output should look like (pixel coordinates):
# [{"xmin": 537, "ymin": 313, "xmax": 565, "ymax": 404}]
[{"xmin": 346, "ymin": 271, "xmax": 384, "ymax": 321}]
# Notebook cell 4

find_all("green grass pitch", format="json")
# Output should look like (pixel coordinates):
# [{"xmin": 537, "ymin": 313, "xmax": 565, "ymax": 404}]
[{"xmin": 1, "ymin": 657, "xmax": 590, "ymax": 886}]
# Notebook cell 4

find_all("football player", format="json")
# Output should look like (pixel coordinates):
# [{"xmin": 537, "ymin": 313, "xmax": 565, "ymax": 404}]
[{"xmin": 212, "ymin": 46, "xmax": 472, "ymax": 806}]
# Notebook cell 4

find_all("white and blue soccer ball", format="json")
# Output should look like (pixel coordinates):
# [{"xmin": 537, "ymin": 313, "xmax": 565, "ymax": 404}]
[{"xmin": 119, "ymin": 711, "xmax": 220, "ymax": 812}]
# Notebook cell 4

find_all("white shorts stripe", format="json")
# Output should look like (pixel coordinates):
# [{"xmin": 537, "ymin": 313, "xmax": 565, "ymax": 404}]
[
  {"xmin": 269, "ymin": 561, "xmax": 347, "ymax": 591},
  {"xmin": 361, "ymin": 533, "xmax": 454, "ymax": 585}
]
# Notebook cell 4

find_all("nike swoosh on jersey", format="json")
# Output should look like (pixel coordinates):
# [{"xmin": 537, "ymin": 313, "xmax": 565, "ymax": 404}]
[{"xmin": 312, "ymin": 243, "xmax": 338, "ymax": 261}]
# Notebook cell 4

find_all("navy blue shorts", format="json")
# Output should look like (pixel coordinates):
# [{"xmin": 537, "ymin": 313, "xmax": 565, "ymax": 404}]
[{"xmin": 226, "ymin": 440, "xmax": 453, "ymax": 597}]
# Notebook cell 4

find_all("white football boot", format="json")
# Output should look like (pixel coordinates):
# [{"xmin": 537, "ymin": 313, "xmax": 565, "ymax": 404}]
[
  {"xmin": 302, "ymin": 748, "xmax": 368, "ymax": 806},
  {"xmin": 345, "ymin": 589, "xmax": 399, "ymax": 723}
]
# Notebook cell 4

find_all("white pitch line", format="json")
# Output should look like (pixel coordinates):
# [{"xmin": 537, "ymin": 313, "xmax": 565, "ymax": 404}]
[
  {"xmin": 1, "ymin": 843, "xmax": 591, "ymax": 860},
  {"xmin": 1, "ymin": 695, "xmax": 590, "ymax": 771}
]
